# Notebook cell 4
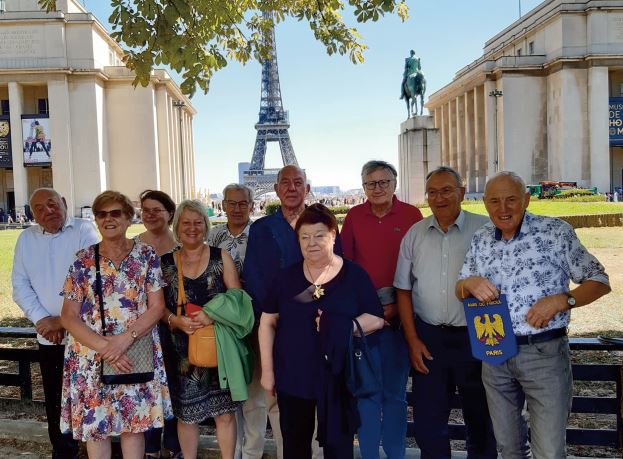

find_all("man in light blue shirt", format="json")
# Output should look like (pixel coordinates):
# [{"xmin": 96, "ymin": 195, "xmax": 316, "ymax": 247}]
[
  {"xmin": 457, "ymin": 171, "xmax": 611, "ymax": 458},
  {"xmin": 395, "ymin": 167, "xmax": 496, "ymax": 458},
  {"xmin": 12, "ymin": 188, "xmax": 98, "ymax": 459}
]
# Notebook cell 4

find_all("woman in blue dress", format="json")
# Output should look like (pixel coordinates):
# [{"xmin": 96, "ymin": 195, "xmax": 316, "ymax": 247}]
[{"xmin": 258, "ymin": 204, "xmax": 385, "ymax": 459}]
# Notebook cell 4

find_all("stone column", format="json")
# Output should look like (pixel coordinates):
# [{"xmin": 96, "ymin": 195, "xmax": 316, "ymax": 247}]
[
  {"xmin": 465, "ymin": 91, "xmax": 476, "ymax": 192},
  {"xmin": 588, "ymin": 66, "xmax": 610, "ymax": 192},
  {"xmin": 170, "ymin": 100, "xmax": 181, "ymax": 202},
  {"xmin": 155, "ymin": 87, "xmax": 173, "ymax": 196},
  {"xmin": 398, "ymin": 116, "xmax": 441, "ymax": 204},
  {"xmin": 187, "ymin": 115, "xmax": 196, "ymax": 198},
  {"xmin": 456, "ymin": 95, "xmax": 465, "ymax": 182},
  {"xmin": 448, "ymin": 100, "xmax": 456, "ymax": 169},
  {"xmin": 484, "ymin": 80, "xmax": 497, "ymax": 180},
  {"xmin": 8, "ymin": 82, "xmax": 29, "ymax": 215},
  {"xmin": 441, "ymin": 104, "xmax": 449, "ymax": 165},
  {"xmin": 474, "ymin": 86, "xmax": 486, "ymax": 192},
  {"xmin": 47, "ymin": 77, "xmax": 75, "ymax": 213}
]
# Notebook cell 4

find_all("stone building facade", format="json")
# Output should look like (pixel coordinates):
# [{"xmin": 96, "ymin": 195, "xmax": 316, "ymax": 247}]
[
  {"xmin": 0, "ymin": 0, "xmax": 196, "ymax": 217},
  {"xmin": 426, "ymin": 0, "xmax": 623, "ymax": 193}
]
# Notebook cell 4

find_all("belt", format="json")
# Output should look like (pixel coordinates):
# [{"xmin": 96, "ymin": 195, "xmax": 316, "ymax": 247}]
[{"xmin": 515, "ymin": 327, "xmax": 567, "ymax": 345}]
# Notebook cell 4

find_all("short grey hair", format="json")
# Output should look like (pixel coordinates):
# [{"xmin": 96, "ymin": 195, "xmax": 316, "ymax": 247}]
[
  {"xmin": 276, "ymin": 165, "xmax": 307, "ymax": 183},
  {"xmin": 425, "ymin": 166, "xmax": 464, "ymax": 189},
  {"xmin": 172, "ymin": 200, "xmax": 211, "ymax": 243},
  {"xmin": 484, "ymin": 171, "xmax": 527, "ymax": 196},
  {"xmin": 361, "ymin": 160, "xmax": 398, "ymax": 181},
  {"xmin": 223, "ymin": 183, "xmax": 254, "ymax": 202},
  {"xmin": 29, "ymin": 187, "xmax": 62, "ymax": 207}
]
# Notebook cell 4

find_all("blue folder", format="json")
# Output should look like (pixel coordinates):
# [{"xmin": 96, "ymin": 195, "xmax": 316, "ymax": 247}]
[{"xmin": 463, "ymin": 294, "xmax": 517, "ymax": 365}]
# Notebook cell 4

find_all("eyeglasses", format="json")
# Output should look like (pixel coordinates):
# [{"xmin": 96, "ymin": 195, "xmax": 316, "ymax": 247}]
[
  {"xmin": 141, "ymin": 207, "xmax": 168, "ymax": 215},
  {"xmin": 224, "ymin": 200, "xmax": 249, "ymax": 210},
  {"xmin": 94, "ymin": 209, "xmax": 124, "ymax": 219},
  {"xmin": 425, "ymin": 187, "xmax": 460, "ymax": 199},
  {"xmin": 362, "ymin": 179, "xmax": 394, "ymax": 190}
]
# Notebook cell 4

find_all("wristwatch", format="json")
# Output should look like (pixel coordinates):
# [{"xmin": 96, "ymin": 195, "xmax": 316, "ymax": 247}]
[
  {"xmin": 565, "ymin": 292, "xmax": 576, "ymax": 309},
  {"xmin": 130, "ymin": 330, "xmax": 138, "ymax": 341}
]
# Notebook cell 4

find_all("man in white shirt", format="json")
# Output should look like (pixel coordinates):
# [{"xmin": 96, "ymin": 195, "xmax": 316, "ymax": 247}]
[{"xmin": 12, "ymin": 188, "xmax": 99, "ymax": 459}]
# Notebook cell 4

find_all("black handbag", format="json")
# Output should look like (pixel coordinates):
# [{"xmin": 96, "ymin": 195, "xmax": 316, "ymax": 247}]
[
  {"xmin": 346, "ymin": 318, "xmax": 382, "ymax": 398},
  {"xmin": 95, "ymin": 243, "xmax": 155, "ymax": 385}
]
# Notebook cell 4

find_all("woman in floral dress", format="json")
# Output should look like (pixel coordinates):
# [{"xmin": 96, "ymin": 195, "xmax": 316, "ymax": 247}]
[{"xmin": 60, "ymin": 191, "xmax": 172, "ymax": 459}]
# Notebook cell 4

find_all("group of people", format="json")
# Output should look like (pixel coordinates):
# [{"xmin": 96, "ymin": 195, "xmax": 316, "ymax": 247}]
[{"xmin": 11, "ymin": 159, "xmax": 610, "ymax": 459}]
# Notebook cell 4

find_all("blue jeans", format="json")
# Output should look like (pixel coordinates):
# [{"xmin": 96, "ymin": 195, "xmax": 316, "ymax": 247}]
[
  {"xmin": 482, "ymin": 336, "xmax": 572, "ymax": 459},
  {"xmin": 357, "ymin": 327, "xmax": 409, "ymax": 459}
]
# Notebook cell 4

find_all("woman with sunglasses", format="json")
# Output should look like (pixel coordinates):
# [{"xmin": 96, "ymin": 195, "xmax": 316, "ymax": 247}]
[
  {"xmin": 60, "ymin": 191, "xmax": 172, "ymax": 459},
  {"xmin": 137, "ymin": 190, "xmax": 183, "ymax": 459}
]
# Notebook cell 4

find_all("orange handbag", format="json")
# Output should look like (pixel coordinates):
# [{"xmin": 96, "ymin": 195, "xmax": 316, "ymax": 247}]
[{"xmin": 175, "ymin": 251, "xmax": 218, "ymax": 368}]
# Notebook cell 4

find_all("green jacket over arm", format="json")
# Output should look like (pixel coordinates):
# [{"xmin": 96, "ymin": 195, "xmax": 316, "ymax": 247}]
[{"xmin": 203, "ymin": 288, "xmax": 255, "ymax": 401}]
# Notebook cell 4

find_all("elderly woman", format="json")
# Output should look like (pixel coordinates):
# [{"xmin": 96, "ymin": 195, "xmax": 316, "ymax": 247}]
[
  {"xmin": 136, "ymin": 190, "xmax": 181, "ymax": 458},
  {"xmin": 60, "ymin": 191, "xmax": 172, "ymax": 459},
  {"xmin": 259, "ymin": 204, "xmax": 385, "ymax": 459},
  {"xmin": 159, "ymin": 200, "xmax": 246, "ymax": 459}
]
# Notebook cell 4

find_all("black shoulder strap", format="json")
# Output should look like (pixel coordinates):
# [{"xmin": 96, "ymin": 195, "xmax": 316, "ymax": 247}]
[{"xmin": 94, "ymin": 244, "xmax": 107, "ymax": 336}]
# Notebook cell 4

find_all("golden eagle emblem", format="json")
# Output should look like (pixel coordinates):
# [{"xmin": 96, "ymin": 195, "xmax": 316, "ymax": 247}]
[{"xmin": 474, "ymin": 314, "xmax": 505, "ymax": 346}]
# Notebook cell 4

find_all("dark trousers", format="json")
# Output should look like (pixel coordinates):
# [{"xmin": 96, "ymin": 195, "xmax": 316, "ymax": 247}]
[
  {"xmin": 277, "ymin": 391, "xmax": 353, "ymax": 459},
  {"xmin": 39, "ymin": 344, "xmax": 79, "ymax": 459},
  {"xmin": 412, "ymin": 319, "xmax": 497, "ymax": 459},
  {"xmin": 144, "ymin": 417, "xmax": 181, "ymax": 454}
]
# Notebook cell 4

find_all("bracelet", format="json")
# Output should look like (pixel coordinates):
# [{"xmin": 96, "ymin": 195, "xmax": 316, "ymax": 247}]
[{"xmin": 167, "ymin": 313, "xmax": 174, "ymax": 328}]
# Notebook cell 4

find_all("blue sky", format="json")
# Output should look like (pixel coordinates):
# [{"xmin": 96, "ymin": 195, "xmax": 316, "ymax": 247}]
[{"xmin": 84, "ymin": 0, "xmax": 543, "ymax": 193}]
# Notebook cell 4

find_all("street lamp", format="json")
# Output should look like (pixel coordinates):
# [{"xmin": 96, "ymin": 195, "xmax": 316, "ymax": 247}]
[
  {"xmin": 489, "ymin": 89, "xmax": 503, "ymax": 172},
  {"xmin": 173, "ymin": 100, "xmax": 186, "ymax": 199}
]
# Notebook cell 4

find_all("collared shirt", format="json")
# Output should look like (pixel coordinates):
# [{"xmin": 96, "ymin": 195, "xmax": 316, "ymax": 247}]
[
  {"xmin": 207, "ymin": 221, "xmax": 251, "ymax": 274},
  {"xmin": 12, "ymin": 217, "xmax": 99, "ymax": 344},
  {"xmin": 242, "ymin": 207, "xmax": 343, "ymax": 313},
  {"xmin": 459, "ymin": 212, "xmax": 610, "ymax": 335},
  {"xmin": 394, "ymin": 211, "xmax": 489, "ymax": 326},
  {"xmin": 341, "ymin": 195, "xmax": 423, "ymax": 289}
]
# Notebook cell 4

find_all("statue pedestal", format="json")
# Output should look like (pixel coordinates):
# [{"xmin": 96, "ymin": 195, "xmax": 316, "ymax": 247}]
[{"xmin": 398, "ymin": 115, "xmax": 441, "ymax": 205}]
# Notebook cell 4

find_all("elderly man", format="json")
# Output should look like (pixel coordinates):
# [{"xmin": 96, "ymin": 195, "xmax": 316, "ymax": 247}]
[
  {"xmin": 457, "ymin": 171, "xmax": 611, "ymax": 458},
  {"xmin": 341, "ymin": 160, "xmax": 422, "ymax": 459},
  {"xmin": 12, "ymin": 188, "xmax": 99, "ymax": 459},
  {"xmin": 208, "ymin": 183, "xmax": 259, "ymax": 459},
  {"xmin": 394, "ymin": 167, "xmax": 496, "ymax": 459},
  {"xmin": 244, "ymin": 165, "xmax": 337, "ymax": 459},
  {"xmin": 209, "ymin": 183, "xmax": 254, "ymax": 274}
]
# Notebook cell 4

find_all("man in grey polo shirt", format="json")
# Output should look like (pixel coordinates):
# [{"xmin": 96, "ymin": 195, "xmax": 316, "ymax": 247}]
[{"xmin": 395, "ymin": 167, "xmax": 497, "ymax": 458}]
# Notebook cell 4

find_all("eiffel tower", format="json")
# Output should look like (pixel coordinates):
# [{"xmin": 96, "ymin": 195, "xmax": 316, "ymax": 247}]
[{"xmin": 243, "ymin": 11, "xmax": 299, "ymax": 197}]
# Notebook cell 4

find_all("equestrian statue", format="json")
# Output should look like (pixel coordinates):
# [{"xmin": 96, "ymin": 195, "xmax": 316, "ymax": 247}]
[{"xmin": 400, "ymin": 50, "xmax": 426, "ymax": 118}]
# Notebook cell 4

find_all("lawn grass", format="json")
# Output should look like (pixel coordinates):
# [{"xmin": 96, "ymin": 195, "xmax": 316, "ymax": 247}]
[
  {"xmin": 418, "ymin": 200, "xmax": 623, "ymax": 218},
  {"xmin": 0, "ymin": 222, "xmax": 621, "ymax": 336}
]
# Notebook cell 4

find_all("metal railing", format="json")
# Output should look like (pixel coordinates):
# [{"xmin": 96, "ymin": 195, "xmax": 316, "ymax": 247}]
[{"xmin": 0, "ymin": 328, "xmax": 620, "ymax": 448}]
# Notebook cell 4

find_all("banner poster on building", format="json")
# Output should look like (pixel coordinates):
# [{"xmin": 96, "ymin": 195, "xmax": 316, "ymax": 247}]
[
  {"xmin": 21, "ymin": 115, "xmax": 51, "ymax": 167},
  {"xmin": 609, "ymin": 97, "xmax": 623, "ymax": 146},
  {"xmin": 0, "ymin": 116, "xmax": 12, "ymax": 168}
]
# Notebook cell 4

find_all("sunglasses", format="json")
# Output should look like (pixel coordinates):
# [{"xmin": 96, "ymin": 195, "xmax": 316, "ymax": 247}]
[{"xmin": 94, "ymin": 209, "xmax": 124, "ymax": 219}]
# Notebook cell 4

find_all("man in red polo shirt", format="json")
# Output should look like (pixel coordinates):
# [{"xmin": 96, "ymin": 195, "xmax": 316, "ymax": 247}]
[{"xmin": 341, "ymin": 160, "xmax": 422, "ymax": 459}]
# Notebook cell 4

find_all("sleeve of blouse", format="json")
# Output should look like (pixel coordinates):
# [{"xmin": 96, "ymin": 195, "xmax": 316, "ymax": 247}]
[
  {"xmin": 62, "ymin": 253, "xmax": 87, "ymax": 303},
  {"xmin": 145, "ymin": 247, "xmax": 164, "ymax": 293},
  {"xmin": 262, "ymin": 271, "xmax": 283, "ymax": 315}
]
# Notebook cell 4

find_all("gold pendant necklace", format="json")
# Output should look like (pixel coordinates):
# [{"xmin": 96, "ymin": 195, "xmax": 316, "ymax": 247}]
[{"xmin": 304, "ymin": 259, "xmax": 332, "ymax": 300}]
